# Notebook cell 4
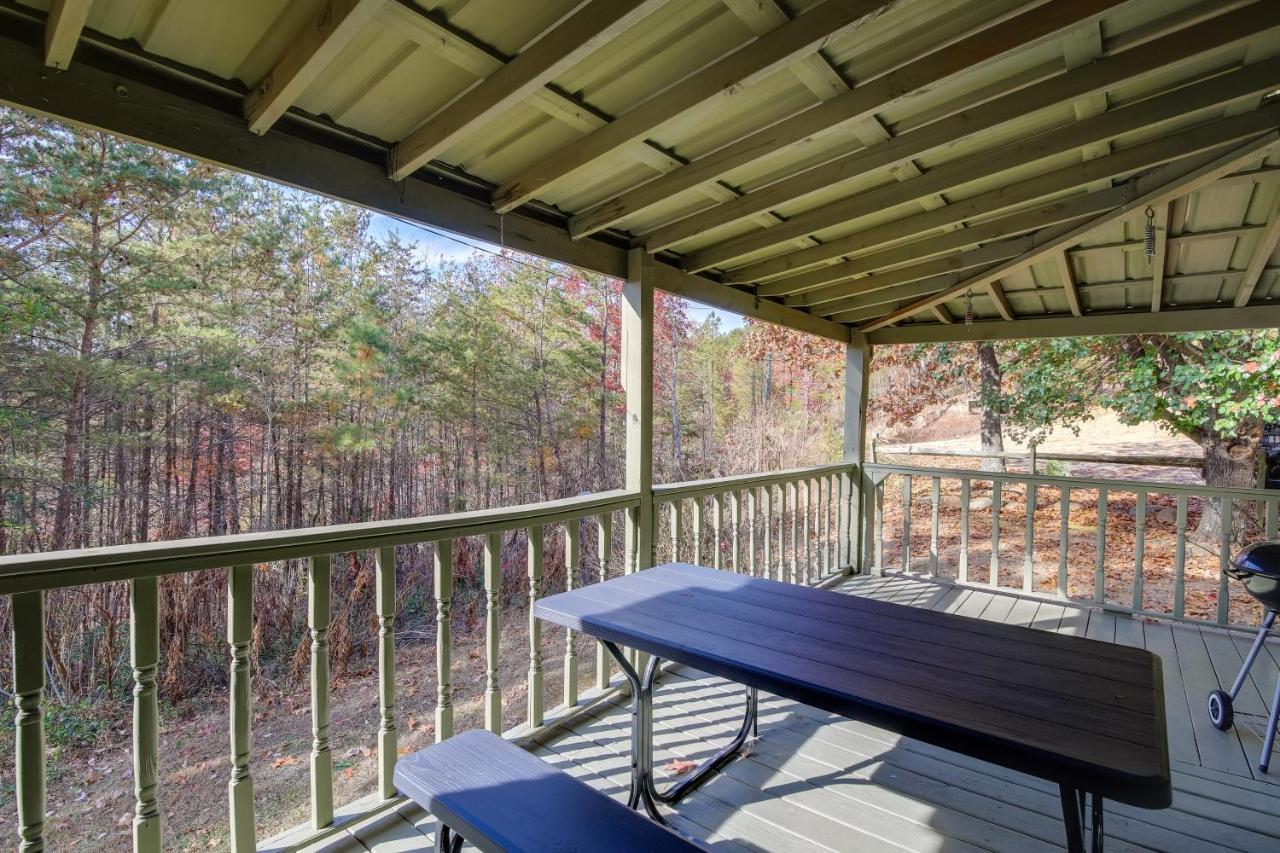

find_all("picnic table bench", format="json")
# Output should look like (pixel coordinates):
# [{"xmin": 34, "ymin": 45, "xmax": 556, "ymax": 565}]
[
  {"xmin": 534, "ymin": 563, "xmax": 1172, "ymax": 853},
  {"xmin": 394, "ymin": 729, "xmax": 707, "ymax": 852}
]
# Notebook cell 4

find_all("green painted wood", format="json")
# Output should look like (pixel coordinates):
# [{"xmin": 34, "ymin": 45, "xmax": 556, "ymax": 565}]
[
  {"xmin": 1217, "ymin": 498, "xmax": 1231, "ymax": 625},
  {"xmin": 130, "ymin": 575, "xmax": 162, "ymax": 852},
  {"xmin": 1132, "ymin": 491, "xmax": 1147, "ymax": 613},
  {"xmin": 228, "ymin": 565, "xmax": 256, "ymax": 850},
  {"xmin": 434, "ymin": 540, "xmax": 454, "ymax": 740},
  {"xmin": 778, "ymin": 484, "xmax": 787, "ymax": 581},
  {"xmin": 1094, "ymin": 487, "xmax": 1109, "ymax": 604},
  {"xmin": 595, "ymin": 515, "xmax": 612, "ymax": 691},
  {"xmin": 762, "ymin": 486, "xmax": 773, "ymax": 580},
  {"xmin": 484, "ymin": 532, "xmax": 502, "ymax": 732},
  {"xmin": 527, "ymin": 525, "xmax": 544, "ymax": 727},
  {"xmin": 670, "ymin": 498, "xmax": 684, "ymax": 563},
  {"xmin": 1267, "ymin": 497, "xmax": 1278, "ymax": 540},
  {"xmin": 930, "ymin": 477, "xmax": 940, "ymax": 576},
  {"xmin": 691, "ymin": 496, "xmax": 703, "ymax": 566},
  {"xmin": 789, "ymin": 482, "xmax": 799, "ymax": 583},
  {"xmin": 564, "ymin": 519, "xmax": 580, "ymax": 708},
  {"xmin": 309, "ymin": 553, "xmax": 334, "ymax": 829},
  {"xmin": 1058, "ymin": 487, "xmax": 1070, "ymax": 598},
  {"xmin": 731, "ymin": 491, "xmax": 742, "ymax": 574},
  {"xmin": 990, "ymin": 480, "xmax": 1001, "ymax": 587},
  {"xmin": 623, "ymin": 249, "xmax": 654, "ymax": 576},
  {"xmin": 12, "ymin": 590, "xmax": 45, "ymax": 852},
  {"xmin": 902, "ymin": 474, "xmax": 912, "ymax": 573},
  {"xmin": 713, "ymin": 493, "xmax": 724, "ymax": 570},
  {"xmin": 821, "ymin": 476, "xmax": 831, "ymax": 575},
  {"xmin": 1174, "ymin": 495, "xmax": 1188, "ymax": 620},
  {"xmin": 746, "ymin": 489, "xmax": 756, "ymax": 577},
  {"xmin": 845, "ymin": 338, "xmax": 871, "ymax": 574},
  {"xmin": 374, "ymin": 548, "xmax": 397, "ymax": 797},
  {"xmin": 959, "ymin": 478, "xmax": 970, "ymax": 584},
  {"xmin": 801, "ymin": 480, "xmax": 811, "ymax": 583},
  {"xmin": 873, "ymin": 480, "xmax": 884, "ymax": 575},
  {"xmin": 1023, "ymin": 482, "xmax": 1034, "ymax": 593}
]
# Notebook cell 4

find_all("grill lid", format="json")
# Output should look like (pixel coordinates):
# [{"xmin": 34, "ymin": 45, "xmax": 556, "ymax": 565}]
[{"xmin": 1229, "ymin": 540, "xmax": 1280, "ymax": 579}]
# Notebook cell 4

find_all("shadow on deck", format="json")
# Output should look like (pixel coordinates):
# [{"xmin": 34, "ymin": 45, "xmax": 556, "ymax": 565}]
[{"xmin": 332, "ymin": 574, "xmax": 1280, "ymax": 852}]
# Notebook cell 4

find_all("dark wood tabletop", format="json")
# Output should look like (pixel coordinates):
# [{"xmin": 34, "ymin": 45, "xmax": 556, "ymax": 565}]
[{"xmin": 534, "ymin": 563, "xmax": 1171, "ymax": 809}]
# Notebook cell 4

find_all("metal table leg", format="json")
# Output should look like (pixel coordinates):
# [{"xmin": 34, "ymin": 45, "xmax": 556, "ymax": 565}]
[
  {"xmin": 602, "ymin": 642, "xmax": 757, "ymax": 824},
  {"xmin": 1060, "ymin": 785, "xmax": 1105, "ymax": 853}
]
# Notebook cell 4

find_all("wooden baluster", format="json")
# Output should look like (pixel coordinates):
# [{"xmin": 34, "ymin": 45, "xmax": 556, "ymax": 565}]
[
  {"xmin": 595, "ymin": 514, "xmax": 612, "ymax": 690},
  {"xmin": 1132, "ymin": 492, "xmax": 1147, "ymax": 613},
  {"xmin": 747, "ymin": 489, "xmax": 757, "ymax": 576},
  {"xmin": 1174, "ymin": 495, "xmax": 1188, "ymax": 619},
  {"xmin": 1267, "ymin": 497, "xmax": 1278, "ymax": 540},
  {"xmin": 670, "ymin": 499, "xmax": 683, "ymax": 563},
  {"xmin": 840, "ymin": 469, "xmax": 854, "ymax": 572},
  {"xmin": 228, "ymin": 565, "xmax": 256, "ymax": 849},
  {"xmin": 12, "ymin": 591, "xmax": 45, "ymax": 853},
  {"xmin": 817, "ymin": 477, "xmax": 827, "ymax": 576},
  {"xmin": 712, "ymin": 493, "xmax": 724, "ymax": 570},
  {"xmin": 435, "ymin": 540, "xmax": 454, "ymax": 740},
  {"xmin": 1023, "ymin": 481, "xmax": 1035, "ymax": 593},
  {"xmin": 131, "ymin": 576, "xmax": 162, "ymax": 852},
  {"xmin": 778, "ymin": 483, "xmax": 788, "ymax": 581},
  {"xmin": 929, "ymin": 477, "xmax": 940, "ymax": 576},
  {"xmin": 731, "ymin": 491, "xmax": 742, "ymax": 573},
  {"xmin": 375, "ymin": 548, "xmax": 397, "ymax": 797},
  {"xmin": 959, "ymin": 478, "xmax": 970, "ymax": 584},
  {"xmin": 828, "ymin": 474, "xmax": 837, "ymax": 574},
  {"xmin": 801, "ymin": 479, "xmax": 811, "ymax": 582},
  {"xmin": 902, "ymin": 474, "xmax": 913, "ymax": 573},
  {"xmin": 527, "ymin": 526, "xmax": 544, "ymax": 727},
  {"xmin": 873, "ymin": 479, "xmax": 884, "ymax": 574},
  {"xmin": 484, "ymin": 533, "xmax": 503, "ymax": 732},
  {"xmin": 819, "ymin": 476, "xmax": 829, "ymax": 575},
  {"xmin": 762, "ymin": 485, "xmax": 773, "ymax": 580},
  {"xmin": 789, "ymin": 481, "xmax": 799, "ymax": 583},
  {"xmin": 1059, "ymin": 487, "xmax": 1071, "ymax": 598},
  {"xmin": 564, "ymin": 520, "xmax": 580, "ymax": 707},
  {"xmin": 1217, "ymin": 498, "xmax": 1231, "ymax": 625},
  {"xmin": 1094, "ymin": 487, "xmax": 1108, "ymax": 604},
  {"xmin": 691, "ymin": 497, "xmax": 704, "ymax": 566},
  {"xmin": 990, "ymin": 480, "xmax": 1001, "ymax": 586},
  {"xmin": 308, "ymin": 554, "xmax": 333, "ymax": 829}
]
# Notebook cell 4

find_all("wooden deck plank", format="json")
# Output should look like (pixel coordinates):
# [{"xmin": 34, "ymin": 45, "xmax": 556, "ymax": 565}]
[
  {"xmin": 1086, "ymin": 609, "xmax": 1119, "ymax": 644},
  {"xmin": 1167, "ymin": 623, "xmax": 1256, "ymax": 778},
  {"xmin": 1137, "ymin": 621, "xmax": 1205, "ymax": 768},
  {"xmin": 1004, "ymin": 596, "xmax": 1040, "ymax": 627},
  {"xmin": 953, "ymin": 587, "xmax": 996, "ymax": 619}
]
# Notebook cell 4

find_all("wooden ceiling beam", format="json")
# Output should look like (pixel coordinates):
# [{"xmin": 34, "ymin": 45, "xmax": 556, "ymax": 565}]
[
  {"xmin": 388, "ymin": 0, "xmax": 666, "ymax": 181},
  {"xmin": 245, "ymin": 0, "xmax": 384, "ymax": 135},
  {"xmin": 1148, "ymin": 202, "xmax": 1171, "ymax": 310},
  {"xmin": 858, "ymin": 132, "xmax": 1280, "ymax": 332},
  {"xmin": 724, "ymin": 104, "xmax": 1280, "ymax": 285},
  {"xmin": 641, "ymin": 4, "xmax": 1279, "ymax": 253},
  {"xmin": 1055, "ymin": 250, "xmax": 1084, "ymax": 316},
  {"xmin": 566, "ymin": 0, "xmax": 1134, "ymax": 239},
  {"xmin": 987, "ymin": 281, "xmax": 1017, "ymax": 321},
  {"xmin": 682, "ymin": 58, "xmax": 1280, "ymax": 271},
  {"xmin": 1233, "ymin": 189, "xmax": 1280, "ymax": 306},
  {"xmin": 44, "ymin": 0, "xmax": 92, "ymax": 70},
  {"xmin": 490, "ymin": 0, "xmax": 899, "ymax": 213}
]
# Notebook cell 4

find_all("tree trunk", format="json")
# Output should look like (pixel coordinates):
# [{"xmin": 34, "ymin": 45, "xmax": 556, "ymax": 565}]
[
  {"xmin": 1194, "ymin": 434, "xmax": 1258, "ymax": 544},
  {"xmin": 976, "ymin": 342, "xmax": 1006, "ymax": 473}
]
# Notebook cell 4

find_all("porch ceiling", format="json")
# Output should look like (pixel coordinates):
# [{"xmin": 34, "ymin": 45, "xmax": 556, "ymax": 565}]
[{"xmin": 4, "ymin": 0, "xmax": 1280, "ymax": 342}]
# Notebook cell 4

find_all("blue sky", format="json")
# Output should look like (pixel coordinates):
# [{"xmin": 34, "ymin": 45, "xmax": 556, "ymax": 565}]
[{"xmin": 369, "ymin": 213, "xmax": 744, "ymax": 331}]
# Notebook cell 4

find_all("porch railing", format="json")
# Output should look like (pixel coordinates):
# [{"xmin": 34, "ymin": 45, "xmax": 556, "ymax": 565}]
[
  {"xmin": 864, "ymin": 463, "xmax": 1280, "ymax": 628},
  {"xmin": 0, "ymin": 463, "xmax": 854, "ymax": 852}
]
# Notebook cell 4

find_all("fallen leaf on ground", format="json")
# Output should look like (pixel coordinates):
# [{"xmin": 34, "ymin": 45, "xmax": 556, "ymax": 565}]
[
  {"xmin": 662, "ymin": 759, "xmax": 697, "ymax": 776},
  {"xmin": 271, "ymin": 755, "xmax": 298, "ymax": 769}
]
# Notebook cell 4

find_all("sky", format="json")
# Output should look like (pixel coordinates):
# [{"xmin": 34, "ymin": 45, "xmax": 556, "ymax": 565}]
[{"xmin": 369, "ymin": 213, "xmax": 745, "ymax": 331}]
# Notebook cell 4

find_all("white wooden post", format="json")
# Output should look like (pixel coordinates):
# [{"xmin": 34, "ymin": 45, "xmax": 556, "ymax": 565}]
[
  {"xmin": 435, "ymin": 539, "xmax": 454, "ymax": 740},
  {"xmin": 845, "ymin": 335, "xmax": 871, "ymax": 573},
  {"xmin": 374, "ymin": 548, "xmax": 397, "ymax": 798},
  {"xmin": 483, "ymin": 533, "xmax": 502, "ymax": 732},
  {"xmin": 623, "ymin": 248, "xmax": 654, "ymax": 576}
]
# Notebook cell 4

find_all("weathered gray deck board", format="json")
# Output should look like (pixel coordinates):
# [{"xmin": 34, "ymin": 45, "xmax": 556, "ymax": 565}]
[{"xmin": 347, "ymin": 574, "xmax": 1280, "ymax": 852}]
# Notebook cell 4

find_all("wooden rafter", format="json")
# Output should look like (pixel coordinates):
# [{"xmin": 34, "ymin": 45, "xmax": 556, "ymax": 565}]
[
  {"xmin": 987, "ymin": 281, "xmax": 1017, "ymax": 322},
  {"xmin": 1055, "ymin": 250, "xmax": 1084, "ymax": 316},
  {"xmin": 682, "ymin": 58, "xmax": 1280, "ymax": 272},
  {"xmin": 490, "ymin": 0, "xmax": 899, "ymax": 213},
  {"xmin": 1149, "ymin": 202, "xmax": 1171, "ymax": 310},
  {"xmin": 44, "ymin": 0, "xmax": 92, "ymax": 70},
  {"xmin": 244, "ymin": 0, "xmax": 383, "ymax": 135},
  {"xmin": 642, "ymin": 4, "xmax": 1278, "ymax": 254},
  {"xmin": 565, "ymin": 0, "xmax": 1133, "ymax": 240},
  {"xmin": 858, "ymin": 132, "xmax": 1280, "ymax": 332},
  {"xmin": 1234, "ymin": 189, "xmax": 1280, "ymax": 306},
  {"xmin": 725, "ymin": 104, "xmax": 1280, "ymax": 285},
  {"xmin": 388, "ymin": 0, "xmax": 666, "ymax": 181}
]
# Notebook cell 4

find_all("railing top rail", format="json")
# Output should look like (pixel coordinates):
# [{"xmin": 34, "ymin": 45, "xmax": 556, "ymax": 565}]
[
  {"xmin": 0, "ymin": 489, "xmax": 641, "ymax": 595},
  {"xmin": 864, "ymin": 462, "xmax": 1274, "ymax": 502},
  {"xmin": 653, "ymin": 462, "xmax": 855, "ymax": 500}
]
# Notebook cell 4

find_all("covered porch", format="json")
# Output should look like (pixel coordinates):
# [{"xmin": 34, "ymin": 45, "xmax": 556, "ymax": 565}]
[{"xmin": 2, "ymin": 0, "xmax": 1280, "ymax": 850}]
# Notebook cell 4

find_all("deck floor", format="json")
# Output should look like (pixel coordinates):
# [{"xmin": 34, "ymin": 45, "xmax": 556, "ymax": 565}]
[{"xmin": 329, "ymin": 574, "xmax": 1280, "ymax": 852}]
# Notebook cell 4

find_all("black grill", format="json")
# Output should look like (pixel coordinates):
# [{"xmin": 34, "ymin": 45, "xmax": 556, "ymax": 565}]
[{"xmin": 1228, "ymin": 540, "xmax": 1280, "ymax": 612}]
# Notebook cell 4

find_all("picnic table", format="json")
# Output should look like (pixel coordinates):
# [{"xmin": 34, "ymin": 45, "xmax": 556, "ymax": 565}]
[{"xmin": 534, "ymin": 563, "xmax": 1171, "ymax": 853}]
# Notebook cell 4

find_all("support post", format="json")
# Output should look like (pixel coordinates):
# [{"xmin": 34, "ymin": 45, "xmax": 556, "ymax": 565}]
[
  {"xmin": 374, "ymin": 547, "xmax": 397, "ymax": 797},
  {"xmin": 484, "ymin": 533, "xmax": 503, "ymax": 732},
  {"xmin": 228, "ymin": 565, "xmax": 256, "ymax": 850},
  {"xmin": 622, "ymin": 247, "xmax": 654, "ymax": 574},
  {"xmin": 845, "ymin": 334, "xmax": 872, "ymax": 573},
  {"xmin": 131, "ymin": 576, "xmax": 162, "ymax": 852},
  {"xmin": 435, "ymin": 539, "xmax": 454, "ymax": 740},
  {"xmin": 308, "ymin": 554, "xmax": 333, "ymax": 829},
  {"xmin": 12, "ymin": 591, "xmax": 45, "ymax": 853}
]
